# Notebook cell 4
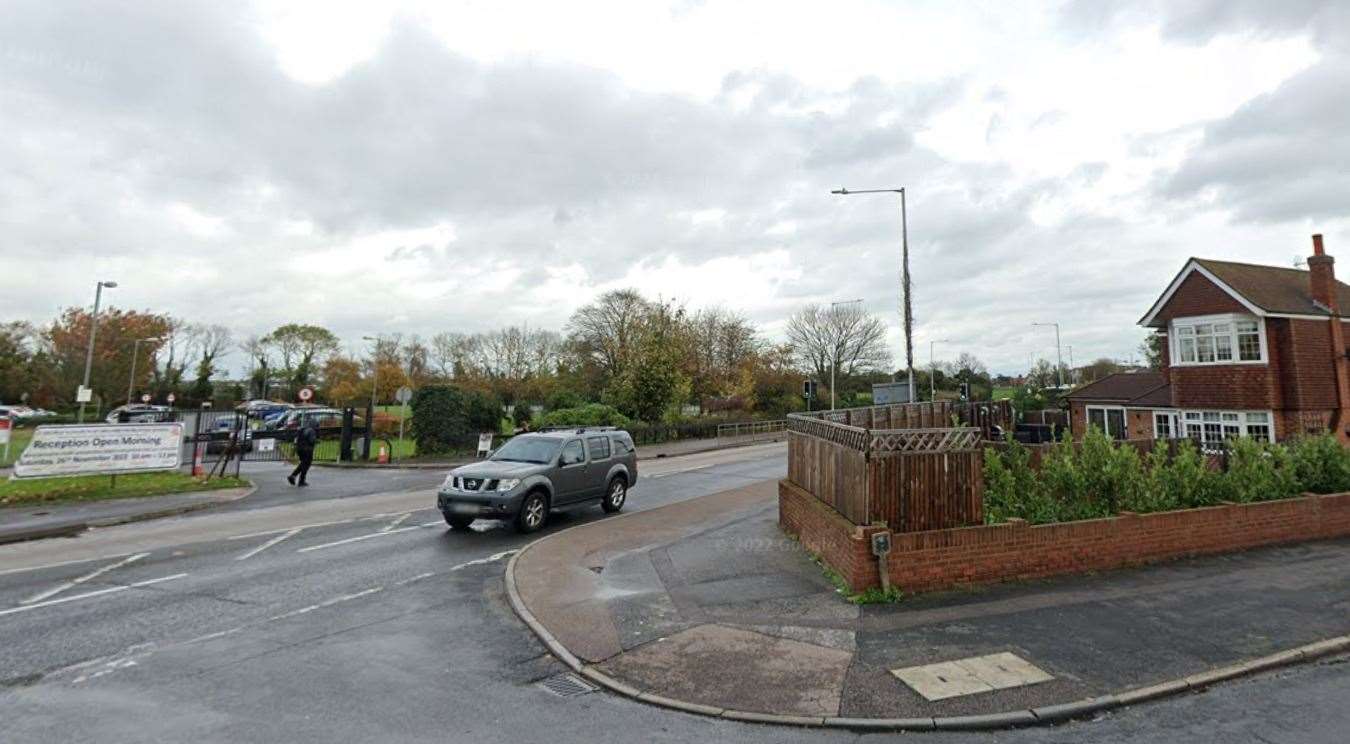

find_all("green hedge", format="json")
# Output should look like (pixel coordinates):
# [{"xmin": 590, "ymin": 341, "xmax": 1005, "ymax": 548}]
[
  {"xmin": 409, "ymin": 385, "xmax": 500, "ymax": 456},
  {"xmin": 537, "ymin": 404, "xmax": 630, "ymax": 428},
  {"xmin": 984, "ymin": 429, "xmax": 1350, "ymax": 525}
]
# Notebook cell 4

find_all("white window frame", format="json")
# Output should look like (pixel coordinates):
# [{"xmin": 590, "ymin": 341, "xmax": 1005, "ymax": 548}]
[
  {"xmin": 1152, "ymin": 410, "xmax": 1180, "ymax": 440},
  {"xmin": 1085, "ymin": 405, "xmax": 1128, "ymax": 439},
  {"xmin": 1169, "ymin": 313, "xmax": 1267, "ymax": 367},
  {"xmin": 1179, "ymin": 410, "xmax": 1275, "ymax": 444}
]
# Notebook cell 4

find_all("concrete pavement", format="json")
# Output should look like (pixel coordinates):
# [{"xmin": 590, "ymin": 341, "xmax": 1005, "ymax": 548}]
[{"xmin": 508, "ymin": 479, "xmax": 1350, "ymax": 727}]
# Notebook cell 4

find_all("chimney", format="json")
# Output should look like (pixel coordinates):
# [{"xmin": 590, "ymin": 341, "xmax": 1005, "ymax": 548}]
[{"xmin": 1309, "ymin": 233, "xmax": 1337, "ymax": 312}]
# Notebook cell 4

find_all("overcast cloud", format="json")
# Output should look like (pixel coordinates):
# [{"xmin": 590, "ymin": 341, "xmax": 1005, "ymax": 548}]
[{"xmin": 2, "ymin": 0, "xmax": 1347, "ymax": 375}]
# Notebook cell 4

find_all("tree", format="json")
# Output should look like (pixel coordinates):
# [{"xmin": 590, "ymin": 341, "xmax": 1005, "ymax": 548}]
[
  {"xmin": 0, "ymin": 321, "xmax": 58, "ymax": 407},
  {"xmin": 605, "ymin": 301, "xmax": 688, "ymax": 423},
  {"xmin": 429, "ymin": 332, "xmax": 478, "ymax": 379},
  {"xmin": 189, "ymin": 324, "xmax": 232, "ymax": 404},
  {"xmin": 566, "ymin": 289, "xmax": 651, "ymax": 378},
  {"xmin": 45, "ymin": 307, "xmax": 173, "ymax": 409},
  {"xmin": 240, "ymin": 335, "xmax": 274, "ymax": 399},
  {"xmin": 685, "ymin": 307, "xmax": 759, "ymax": 410},
  {"xmin": 1140, "ymin": 334, "xmax": 1164, "ymax": 370},
  {"xmin": 409, "ymin": 385, "xmax": 501, "ymax": 455},
  {"xmin": 785, "ymin": 303, "xmax": 891, "ymax": 397},
  {"xmin": 264, "ymin": 324, "xmax": 339, "ymax": 394},
  {"xmin": 1081, "ymin": 357, "xmax": 1123, "ymax": 383}
]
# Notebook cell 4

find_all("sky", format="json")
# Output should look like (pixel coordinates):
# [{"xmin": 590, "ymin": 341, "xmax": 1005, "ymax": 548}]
[{"xmin": 2, "ymin": 0, "xmax": 1347, "ymax": 376}]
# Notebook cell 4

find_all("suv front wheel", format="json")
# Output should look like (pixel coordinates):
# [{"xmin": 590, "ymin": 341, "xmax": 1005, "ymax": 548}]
[
  {"xmin": 516, "ymin": 491, "xmax": 548, "ymax": 534},
  {"xmin": 602, "ymin": 477, "xmax": 627, "ymax": 514}
]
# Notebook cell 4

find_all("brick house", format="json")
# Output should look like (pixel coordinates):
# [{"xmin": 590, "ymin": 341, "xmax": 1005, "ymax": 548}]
[{"xmin": 1069, "ymin": 234, "xmax": 1350, "ymax": 445}]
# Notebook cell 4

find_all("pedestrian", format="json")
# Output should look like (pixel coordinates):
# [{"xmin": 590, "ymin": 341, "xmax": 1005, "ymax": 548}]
[{"xmin": 288, "ymin": 417, "xmax": 318, "ymax": 487}]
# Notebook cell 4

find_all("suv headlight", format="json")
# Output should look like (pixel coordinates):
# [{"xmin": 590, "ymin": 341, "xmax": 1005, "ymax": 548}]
[
  {"xmin": 496, "ymin": 478, "xmax": 520, "ymax": 492},
  {"xmin": 442, "ymin": 474, "xmax": 456, "ymax": 488}
]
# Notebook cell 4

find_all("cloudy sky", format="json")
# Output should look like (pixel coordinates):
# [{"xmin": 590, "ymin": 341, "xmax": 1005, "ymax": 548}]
[{"xmin": 3, "ymin": 0, "xmax": 1347, "ymax": 375}]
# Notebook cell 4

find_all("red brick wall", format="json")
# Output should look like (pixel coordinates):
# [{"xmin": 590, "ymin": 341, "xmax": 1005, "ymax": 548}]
[
  {"xmin": 780, "ymin": 479, "xmax": 1350, "ymax": 595},
  {"xmin": 1153, "ymin": 271, "xmax": 1247, "ymax": 323},
  {"xmin": 1170, "ymin": 364, "xmax": 1282, "ymax": 410}
]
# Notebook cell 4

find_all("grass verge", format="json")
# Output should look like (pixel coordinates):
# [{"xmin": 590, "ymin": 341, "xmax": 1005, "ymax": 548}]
[
  {"xmin": 798, "ymin": 542, "xmax": 905, "ymax": 605},
  {"xmin": 0, "ymin": 471, "xmax": 249, "ymax": 507}
]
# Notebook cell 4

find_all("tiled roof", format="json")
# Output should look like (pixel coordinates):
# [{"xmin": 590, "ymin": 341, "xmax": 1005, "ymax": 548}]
[
  {"xmin": 1194, "ymin": 259, "xmax": 1350, "ymax": 316},
  {"xmin": 1066, "ymin": 371, "xmax": 1168, "ymax": 406}
]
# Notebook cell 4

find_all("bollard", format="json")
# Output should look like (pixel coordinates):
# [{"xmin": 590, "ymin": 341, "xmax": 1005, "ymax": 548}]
[{"xmin": 377, "ymin": 444, "xmax": 389, "ymax": 464}]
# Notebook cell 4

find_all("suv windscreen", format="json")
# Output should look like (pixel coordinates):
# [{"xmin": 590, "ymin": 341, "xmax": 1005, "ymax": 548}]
[{"xmin": 491, "ymin": 436, "xmax": 562, "ymax": 464}]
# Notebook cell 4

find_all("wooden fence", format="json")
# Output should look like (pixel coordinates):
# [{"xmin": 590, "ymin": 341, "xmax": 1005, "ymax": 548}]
[{"xmin": 786, "ymin": 400, "xmax": 1000, "ymax": 532}]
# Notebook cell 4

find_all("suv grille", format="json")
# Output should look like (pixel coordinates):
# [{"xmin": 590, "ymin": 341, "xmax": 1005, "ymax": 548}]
[{"xmin": 461, "ymin": 477, "xmax": 483, "ymax": 491}]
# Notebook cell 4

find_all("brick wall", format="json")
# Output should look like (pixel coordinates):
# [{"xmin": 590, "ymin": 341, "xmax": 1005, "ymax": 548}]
[
  {"xmin": 1170, "ymin": 364, "xmax": 1282, "ymax": 410},
  {"xmin": 780, "ymin": 479, "xmax": 1350, "ymax": 595},
  {"xmin": 1067, "ymin": 403, "xmax": 1155, "ymax": 440},
  {"xmin": 1153, "ymin": 271, "xmax": 1246, "ymax": 323}
]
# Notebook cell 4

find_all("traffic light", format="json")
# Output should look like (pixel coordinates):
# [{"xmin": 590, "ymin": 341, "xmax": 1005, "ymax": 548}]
[{"xmin": 960, "ymin": 382, "xmax": 971, "ymax": 401}]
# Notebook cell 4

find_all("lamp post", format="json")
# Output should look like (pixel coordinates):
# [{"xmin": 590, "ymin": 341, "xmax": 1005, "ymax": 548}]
[
  {"xmin": 362, "ymin": 335, "xmax": 380, "ymax": 413},
  {"xmin": 126, "ymin": 336, "xmax": 162, "ymax": 405},
  {"xmin": 832, "ymin": 186, "xmax": 915, "ymax": 403},
  {"xmin": 829, "ymin": 299, "xmax": 864, "ymax": 410},
  {"xmin": 1032, "ymin": 322, "xmax": 1064, "ymax": 389},
  {"xmin": 930, "ymin": 338, "xmax": 951, "ymax": 402},
  {"xmin": 78, "ymin": 280, "xmax": 118, "ymax": 422}
]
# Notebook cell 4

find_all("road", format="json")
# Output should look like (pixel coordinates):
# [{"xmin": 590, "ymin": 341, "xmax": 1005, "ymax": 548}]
[{"xmin": 0, "ymin": 441, "xmax": 1345, "ymax": 743}]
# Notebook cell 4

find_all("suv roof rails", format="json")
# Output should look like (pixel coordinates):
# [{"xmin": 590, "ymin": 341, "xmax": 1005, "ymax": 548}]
[{"xmin": 538, "ymin": 425, "xmax": 619, "ymax": 434}]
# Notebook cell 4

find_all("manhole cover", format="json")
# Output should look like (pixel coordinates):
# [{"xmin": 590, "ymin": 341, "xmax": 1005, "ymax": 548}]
[{"xmin": 537, "ymin": 672, "xmax": 597, "ymax": 698}]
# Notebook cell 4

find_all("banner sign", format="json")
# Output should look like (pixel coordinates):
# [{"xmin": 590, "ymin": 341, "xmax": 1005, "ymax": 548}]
[
  {"xmin": 12, "ymin": 423, "xmax": 184, "ymax": 479},
  {"xmin": 0, "ymin": 416, "xmax": 10, "ymax": 445}
]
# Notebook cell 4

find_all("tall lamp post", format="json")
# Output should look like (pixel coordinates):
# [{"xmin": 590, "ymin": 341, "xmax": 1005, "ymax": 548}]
[
  {"xmin": 1032, "ymin": 322, "xmax": 1064, "ymax": 389},
  {"xmin": 829, "ymin": 299, "xmax": 863, "ymax": 410},
  {"xmin": 362, "ymin": 335, "xmax": 380, "ymax": 412},
  {"xmin": 126, "ymin": 336, "xmax": 163, "ymax": 404},
  {"xmin": 832, "ymin": 186, "xmax": 915, "ymax": 403},
  {"xmin": 929, "ymin": 338, "xmax": 951, "ymax": 402},
  {"xmin": 78, "ymin": 280, "xmax": 118, "ymax": 422}
]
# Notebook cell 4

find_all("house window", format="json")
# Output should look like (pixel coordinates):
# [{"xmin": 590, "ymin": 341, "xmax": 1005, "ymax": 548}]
[
  {"xmin": 1086, "ymin": 406, "xmax": 1127, "ymax": 440},
  {"xmin": 1154, "ymin": 412, "xmax": 1178, "ymax": 439},
  {"xmin": 1171, "ymin": 315, "xmax": 1265, "ymax": 365},
  {"xmin": 1181, "ymin": 410, "xmax": 1275, "ymax": 445}
]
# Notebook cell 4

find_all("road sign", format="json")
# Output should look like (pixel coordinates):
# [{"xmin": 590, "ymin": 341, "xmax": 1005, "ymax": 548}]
[
  {"xmin": 871, "ymin": 532, "xmax": 892, "ymax": 556},
  {"xmin": 395, "ymin": 386, "xmax": 413, "ymax": 404},
  {"xmin": 477, "ymin": 433, "xmax": 494, "ymax": 458},
  {"xmin": 166, "ymin": 393, "xmax": 176, "ymax": 404},
  {"xmin": 141, "ymin": 393, "xmax": 151, "ymax": 403},
  {"xmin": 76, "ymin": 386, "xmax": 92, "ymax": 403},
  {"xmin": 298, "ymin": 387, "xmax": 314, "ymax": 402}
]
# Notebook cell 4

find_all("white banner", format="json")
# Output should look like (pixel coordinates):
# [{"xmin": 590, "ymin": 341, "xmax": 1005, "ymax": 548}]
[{"xmin": 12, "ymin": 423, "xmax": 184, "ymax": 479}]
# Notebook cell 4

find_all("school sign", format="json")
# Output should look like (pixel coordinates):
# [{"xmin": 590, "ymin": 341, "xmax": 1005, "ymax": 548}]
[{"xmin": 12, "ymin": 423, "xmax": 184, "ymax": 479}]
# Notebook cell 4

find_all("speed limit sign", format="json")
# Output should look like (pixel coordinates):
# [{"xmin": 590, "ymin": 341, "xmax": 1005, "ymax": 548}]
[
  {"xmin": 166, "ymin": 393, "xmax": 176, "ymax": 405},
  {"xmin": 298, "ymin": 387, "xmax": 314, "ymax": 403},
  {"xmin": 141, "ymin": 394, "xmax": 151, "ymax": 403}
]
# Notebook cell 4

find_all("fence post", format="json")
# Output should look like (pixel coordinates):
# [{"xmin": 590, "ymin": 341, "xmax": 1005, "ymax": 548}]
[
  {"xmin": 362, "ymin": 403, "xmax": 373, "ymax": 460},
  {"xmin": 340, "ymin": 408, "xmax": 354, "ymax": 462}
]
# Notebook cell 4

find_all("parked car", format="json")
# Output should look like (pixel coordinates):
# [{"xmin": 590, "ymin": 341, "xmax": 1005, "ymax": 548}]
[
  {"xmin": 105, "ymin": 404, "xmax": 174, "ymax": 423},
  {"xmin": 270, "ymin": 407, "xmax": 362, "ymax": 438},
  {"xmin": 237, "ymin": 400, "xmax": 293, "ymax": 423},
  {"xmin": 436, "ymin": 427, "xmax": 638, "ymax": 533}
]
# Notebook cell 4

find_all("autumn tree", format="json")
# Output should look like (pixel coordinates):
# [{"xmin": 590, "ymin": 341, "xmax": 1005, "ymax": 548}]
[
  {"xmin": 44, "ymin": 307, "xmax": 173, "ymax": 409},
  {"xmin": 263, "ymin": 323, "xmax": 339, "ymax": 394}
]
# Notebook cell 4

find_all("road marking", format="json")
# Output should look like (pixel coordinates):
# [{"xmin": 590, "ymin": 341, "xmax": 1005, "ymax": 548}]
[
  {"xmin": 234, "ymin": 528, "xmax": 302, "ymax": 561},
  {"xmin": 296, "ymin": 525, "xmax": 421, "ymax": 553},
  {"xmin": 394, "ymin": 572, "xmax": 436, "ymax": 586},
  {"xmin": 267, "ymin": 586, "xmax": 385, "ymax": 621},
  {"xmin": 22, "ymin": 552, "xmax": 149, "ymax": 604},
  {"xmin": 450, "ymin": 549, "xmax": 518, "ymax": 571},
  {"xmin": 420, "ymin": 520, "xmax": 445, "ymax": 528},
  {"xmin": 380, "ymin": 513, "xmax": 411, "ymax": 532},
  {"xmin": 0, "ymin": 573, "xmax": 187, "ymax": 618}
]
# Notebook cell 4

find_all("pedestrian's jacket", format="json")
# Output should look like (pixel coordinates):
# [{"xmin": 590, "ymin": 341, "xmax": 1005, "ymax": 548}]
[{"xmin": 297, "ymin": 424, "xmax": 318, "ymax": 452}]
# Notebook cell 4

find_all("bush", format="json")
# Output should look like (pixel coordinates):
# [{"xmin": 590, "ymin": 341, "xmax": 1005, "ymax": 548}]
[
  {"xmin": 1223, "ymin": 436, "xmax": 1300, "ymax": 503},
  {"xmin": 544, "ymin": 390, "xmax": 585, "ymax": 412},
  {"xmin": 1288, "ymin": 434, "xmax": 1350, "ymax": 494},
  {"xmin": 409, "ymin": 385, "xmax": 501, "ymax": 455},
  {"xmin": 538, "ymin": 404, "xmax": 631, "ymax": 429}
]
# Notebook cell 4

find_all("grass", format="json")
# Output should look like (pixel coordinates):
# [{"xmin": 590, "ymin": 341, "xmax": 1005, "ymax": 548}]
[
  {"xmin": 805, "ymin": 548, "xmax": 905, "ymax": 605},
  {"xmin": 1, "ymin": 428, "xmax": 35, "ymax": 467},
  {"xmin": 992, "ymin": 386, "xmax": 1018, "ymax": 400},
  {"xmin": 0, "ymin": 471, "xmax": 249, "ymax": 507}
]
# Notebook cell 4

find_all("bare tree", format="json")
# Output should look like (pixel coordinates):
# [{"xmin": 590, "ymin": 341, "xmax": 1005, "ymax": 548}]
[
  {"xmin": 430, "ymin": 332, "xmax": 478, "ymax": 379},
  {"xmin": 566, "ymin": 289, "xmax": 651, "ymax": 376},
  {"xmin": 785, "ymin": 303, "xmax": 891, "ymax": 385}
]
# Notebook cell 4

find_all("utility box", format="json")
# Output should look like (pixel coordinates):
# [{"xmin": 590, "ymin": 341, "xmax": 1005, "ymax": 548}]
[{"xmin": 872, "ymin": 382, "xmax": 914, "ymax": 405}]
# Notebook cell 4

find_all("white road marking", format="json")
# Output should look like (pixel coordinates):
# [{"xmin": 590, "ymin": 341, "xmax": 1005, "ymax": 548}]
[
  {"xmin": 0, "ymin": 573, "xmax": 188, "ymax": 618},
  {"xmin": 450, "ymin": 549, "xmax": 518, "ymax": 571},
  {"xmin": 267, "ymin": 586, "xmax": 385, "ymax": 621},
  {"xmin": 234, "ymin": 528, "xmax": 302, "ymax": 561},
  {"xmin": 22, "ymin": 552, "xmax": 149, "ymax": 604},
  {"xmin": 394, "ymin": 572, "xmax": 436, "ymax": 586},
  {"xmin": 420, "ymin": 521, "xmax": 444, "ymax": 528},
  {"xmin": 185, "ymin": 627, "xmax": 244, "ymax": 644},
  {"xmin": 296, "ymin": 525, "xmax": 421, "ymax": 553},
  {"xmin": 380, "ymin": 513, "xmax": 411, "ymax": 532}
]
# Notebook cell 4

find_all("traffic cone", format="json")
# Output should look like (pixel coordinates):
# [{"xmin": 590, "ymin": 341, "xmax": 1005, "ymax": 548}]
[
  {"xmin": 377, "ymin": 444, "xmax": 389, "ymax": 464},
  {"xmin": 192, "ymin": 445, "xmax": 204, "ymax": 477}
]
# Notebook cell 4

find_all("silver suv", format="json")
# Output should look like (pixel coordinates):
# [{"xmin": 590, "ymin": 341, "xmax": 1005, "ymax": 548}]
[{"xmin": 437, "ymin": 427, "xmax": 638, "ymax": 533}]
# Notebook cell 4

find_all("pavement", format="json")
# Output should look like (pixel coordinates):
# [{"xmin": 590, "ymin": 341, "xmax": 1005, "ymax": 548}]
[
  {"xmin": 0, "ymin": 485, "xmax": 254, "ymax": 545},
  {"xmin": 508, "ymin": 479, "xmax": 1350, "ymax": 728}
]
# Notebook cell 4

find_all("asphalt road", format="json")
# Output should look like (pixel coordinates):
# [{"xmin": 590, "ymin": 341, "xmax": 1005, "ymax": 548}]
[{"xmin": 0, "ymin": 442, "xmax": 1346, "ymax": 743}]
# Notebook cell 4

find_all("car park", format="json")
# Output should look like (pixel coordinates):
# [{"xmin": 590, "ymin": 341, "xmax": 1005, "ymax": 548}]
[
  {"xmin": 105, "ymin": 404, "xmax": 174, "ymax": 423},
  {"xmin": 436, "ymin": 427, "xmax": 638, "ymax": 533}
]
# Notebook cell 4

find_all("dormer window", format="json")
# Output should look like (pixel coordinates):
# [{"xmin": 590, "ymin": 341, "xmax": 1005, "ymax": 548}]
[{"xmin": 1171, "ymin": 314, "xmax": 1265, "ymax": 365}]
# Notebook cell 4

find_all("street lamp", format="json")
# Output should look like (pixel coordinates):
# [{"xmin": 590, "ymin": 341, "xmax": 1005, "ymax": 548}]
[
  {"xmin": 930, "ymin": 338, "xmax": 951, "ymax": 402},
  {"xmin": 362, "ymin": 335, "xmax": 380, "ymax": 412},
  {"xmin": 126, "ymin": 336, "xmax": 163, "ymax": 405},
  {"xmin": 1032, "ymin": 322, "xmax": 1064, "ymax": 389},
  {"xmin": 829, "ymin": 299, "xmax": 864, "ymax": 410},
  {"xmin": 833, "ymin": 186, "xmax": 915, "ymax": 403},
  {"xmin": 78, "ymin": 280, "xmax": 118, "ymax": 422}
]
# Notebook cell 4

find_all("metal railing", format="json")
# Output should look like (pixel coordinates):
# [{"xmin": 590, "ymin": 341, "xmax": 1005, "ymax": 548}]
[{"xmin": 716, "ymin": 419, "xmax": 787, "ymax": 444}]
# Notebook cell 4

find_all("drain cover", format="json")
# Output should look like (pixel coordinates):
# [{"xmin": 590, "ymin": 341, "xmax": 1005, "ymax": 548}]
[{"xmin": 537, "ymin": 672, "xmax": 597, "ymax": 698}]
